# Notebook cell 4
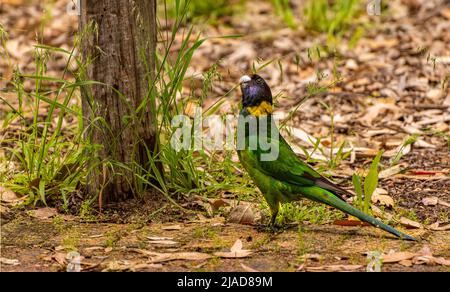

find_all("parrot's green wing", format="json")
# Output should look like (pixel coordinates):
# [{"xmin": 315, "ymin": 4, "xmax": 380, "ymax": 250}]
[
  {"xmin": 239, "ymin": 131, "xmax": 417, "ymax": 241},
  {"xmin": 249, "ymin": 134, "xmax": 350, "ymax": 201}
]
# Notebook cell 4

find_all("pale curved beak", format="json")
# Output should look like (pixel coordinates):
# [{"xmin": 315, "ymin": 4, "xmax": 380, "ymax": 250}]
[{"xmin": 239, "ymin": 75, "xmax": 251, "ymax": 84}]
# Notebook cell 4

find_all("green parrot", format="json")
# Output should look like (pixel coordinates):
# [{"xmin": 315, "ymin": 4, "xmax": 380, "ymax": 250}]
[{"xmin": 237, "ymin": 74, "xmax": 416, "ymax": 241}]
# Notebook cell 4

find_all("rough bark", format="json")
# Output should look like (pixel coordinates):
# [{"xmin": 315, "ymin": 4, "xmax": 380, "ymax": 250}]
[{"xmin": 79, "ymin": 0, "xmax": 157, "ymax": 203}]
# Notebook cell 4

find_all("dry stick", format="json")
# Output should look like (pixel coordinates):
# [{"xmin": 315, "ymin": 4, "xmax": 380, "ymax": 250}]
[
  {"xmin": 407, "ymin": 104, "xmax": 449, "ymax": 110},
  {"xmin": 98, "ymin": 163, "xmax": 107, "ymax": 213}
]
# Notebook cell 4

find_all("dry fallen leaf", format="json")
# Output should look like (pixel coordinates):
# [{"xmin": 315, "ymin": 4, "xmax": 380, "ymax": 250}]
[
  {"xmin": 131, "ymin": 263, "xmax": 164, "ymax": 270},
  {"xmin": 102, "ymin": 260, "xmax": 162, "ymax": 272},
  {"xmin": 382, "ymin": 251, "xmax": 417, "ymax": 263},
  {"xmin": 414, "ymin": 139, "xmax": 436, "ymax": 149},
  {"xmin": 208, "ymin": 198, "xmax": 230, "ymax": 211},
  {"xmin": 361, "ymin": 103, "xmax": 400, "ymax": 126},
  {"xmin": 413, "ymin": 255, "xmax": 434, "ymax": 265},
  {"xmin": 225, "ymin": 43, "xmax": 256, "ymax": 65},
  {"xmin": 147, "ymin": 236, "xmax": 178, "ymax": 246},
  {"xmin": 382, "ymin": 246, "xmax": 450, "ymax": 267},
  {"xmin": 422, "ymin": 196, "xmax": 438, "ymax": 206},
  {"xmin": 61, "ymin": 214, "xmax": 76, "ymax": 221},
  {"xmin": 0, "ymin": 187, "xmax": 26, "ymax": 206},
  {"xmin": 385, "ymin": 143, "xmax": 411, "ymax": 159},
  {"xmin": 398, "ymin": 217, "xmax": 422, "ymax": 229},
  {"xmin": 367, "ymin": 38, "xmax": 399, "ymax": 50},
  {"xmin": 371, "ymin": 188, "xmax": 395, "ymax": 207},
  {"xmin": 133, "ymin": 249, "xmax": 212, "ymax": 263},
  {"xmin": 228, "ymin": 205, "xmax": 255, "ymax": 225},
  {"xmin": 0, "ymin": 257, "xmax": 20, "ymax": 266},
  {"xmin": 214, "ymin": 239, "xmax": 253, "ymax": 258},
  {"xmin": 416, "ymin": 116, "xmax": 450, "ymax": 126},
  {"xmin": 379, "ymin": 164, "xmax": 406, "ymax": 179},
  {"xmin": 333, "ymin": 219, "xmax": 371, "ymax": 226},
  {"xmin": 438, "ymin": 199, "xmax": 450, "ymax": 208},
  {"xmin": 149, "ymin": 240, "xmax": 178, "ymax": 246},
  {"xmin": 412, "ymin": 246, "xmax": 448, "ymax": 266},
  {"xmin": 363, "ymin": 128, "xmax": 397, "ymax": 137},
  {"xmin": 161, "ymin": 225, "xmax": 182, "ymax": 231},
  {"xmin": 428, "ymin": 222, "xmax": 450, "ymax": 231},
  {"xmin": 433, "ymin": 257, "xmax": 450, "ymax": 266},
  {"xmin": 0, "ymin": 186, "xmax": 19, "ymax": 203},
  {"xmin": 28, "ymin": 207, "xmax": 58, "ymax": 219},
  {"xmin": 102, "ymin": 260, "xmax": 132, "ymax": 272},
  {"xmin": 303, "ymin": 264, "xmax": 363, "ymax": 272},
  {"xmin": 53, "ymin": 252, "xmax": 67, "ymax": 266},
  {"xmin": 147, "ymin": 236, "xmax": 173, "ymax": 241},
  {"xmin": 84, "ymin": 246, "xmax": 104, "ymax": 252},
  {"xmin": 54, "ymin": 245, "xmax": 66, "ymax": 251},
  {"xmin": 150, "ymin": 252, "xmax": 212, "ymax": 263},
  {"xmin": 371, "ymin": 205, "xmax": 394, "ymax": 221},
  {"xmin": 195, "ymin": 200, "xmax": 214, "ymax": 217},
  {"xmin": 396, "ymin": 173, "xmax": 448, "ymax": 180}
]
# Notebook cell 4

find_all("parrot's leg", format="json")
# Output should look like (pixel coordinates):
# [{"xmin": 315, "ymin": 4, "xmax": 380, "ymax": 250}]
[
  {"xmin": 254, "ymin": 202, "xmax": 280, "ymax": 233},
  {"xmin": 266, "ymin": 200, "xmax": 281, "ymax": 233},
  {"xmin": 269, "ymin": 211, "xmax": 278, "ymax": 226},
  {"xmin": 268, "ymin": 199, "xmax": 279, "ymax": 226}
]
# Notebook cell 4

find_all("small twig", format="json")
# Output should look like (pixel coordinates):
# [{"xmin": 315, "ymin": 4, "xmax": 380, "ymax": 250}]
[
  {"xmin": 98, "ymin": 164, "xmax": 107, "ymax": 213},
  {"xmin": 407, "ymin": 104, "xmax": 449, "ymax": 110}
]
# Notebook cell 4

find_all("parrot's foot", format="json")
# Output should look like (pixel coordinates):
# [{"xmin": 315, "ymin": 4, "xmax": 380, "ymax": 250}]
[
  {"xmin": 253, "ymin": 221, "xmax": 301, "ymax": 233},
  {"xmin": 253, "ymin": 222, "xmax": 283, "ymax": 233}
]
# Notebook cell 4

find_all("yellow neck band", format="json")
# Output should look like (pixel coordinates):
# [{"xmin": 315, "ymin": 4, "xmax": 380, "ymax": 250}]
[{"xmin": 246, "ymin": 101, "xmax": 273, "ymax": 116}]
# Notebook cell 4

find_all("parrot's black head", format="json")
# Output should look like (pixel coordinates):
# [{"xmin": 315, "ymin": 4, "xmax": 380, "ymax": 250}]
[{"xmin": 239, "ymin": 74, "xmax": 273, "ymax": 116}]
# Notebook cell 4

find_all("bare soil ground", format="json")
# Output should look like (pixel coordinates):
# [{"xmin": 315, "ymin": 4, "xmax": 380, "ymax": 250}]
[
  {"xmin": 1, "ymin": 209, "xmax": 449, "ymax": 272},
  {"xmin": 1, "ymin": 0, "xmax": 449, "ymax": 271}
]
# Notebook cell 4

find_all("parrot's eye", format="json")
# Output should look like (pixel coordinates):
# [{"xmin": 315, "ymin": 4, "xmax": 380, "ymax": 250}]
[{"xmin": 255, "ymin": 77, "xmax": 264, "ymax": 85}]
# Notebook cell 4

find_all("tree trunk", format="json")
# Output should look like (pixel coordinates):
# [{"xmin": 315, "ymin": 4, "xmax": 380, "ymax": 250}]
[{"xmin": 79, "ymin": 0, "xmax": 157, "ymax": 203}]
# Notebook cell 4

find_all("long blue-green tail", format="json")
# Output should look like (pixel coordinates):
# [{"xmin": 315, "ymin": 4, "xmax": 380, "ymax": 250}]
[{"xmin": 299, "ymin": 186, "xmax": 417, "ymax": 241}]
